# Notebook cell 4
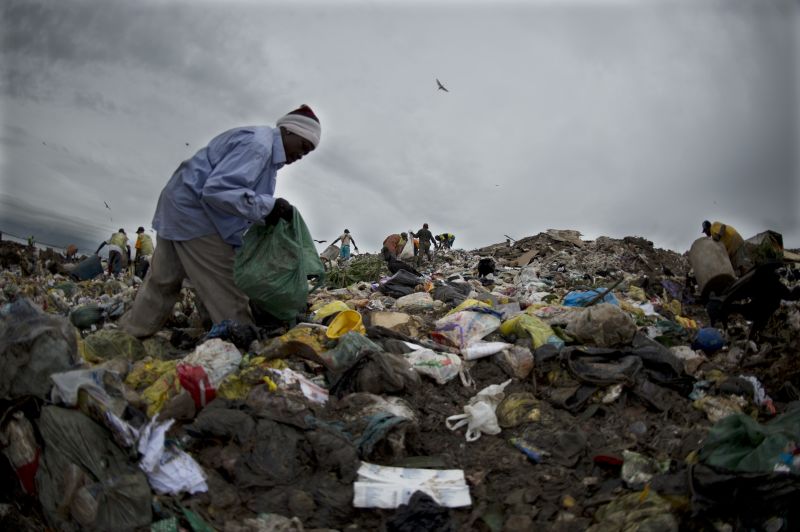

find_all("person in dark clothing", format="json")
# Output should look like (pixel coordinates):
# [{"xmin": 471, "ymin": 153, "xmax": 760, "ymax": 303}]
[
  {"xmin": 96, "ymin": 229, "xmax": 130, "ymax": 275},
  {"xmin": 411, "ymin": 223, "xmax": 438, "ymax": 266},
  {"xmin": 382, "ymin": 247, "xmax": 422, "ymax": 277}
]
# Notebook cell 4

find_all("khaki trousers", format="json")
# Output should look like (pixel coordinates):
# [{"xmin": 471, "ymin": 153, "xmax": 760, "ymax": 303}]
[{"xmin": 120, "ymin": 234, "xmax": 253, "ymax": 338}]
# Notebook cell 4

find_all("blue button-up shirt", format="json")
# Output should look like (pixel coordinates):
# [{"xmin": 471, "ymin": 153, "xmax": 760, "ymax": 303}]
[{"xmin": 152, "ymin": 126, "xmax": 285, "ymax": 247}]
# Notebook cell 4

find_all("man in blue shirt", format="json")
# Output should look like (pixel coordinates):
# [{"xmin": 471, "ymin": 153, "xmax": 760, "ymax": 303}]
[{"xmin": 120, "ymin": 104, "xmax": 321, "ymax": 338}]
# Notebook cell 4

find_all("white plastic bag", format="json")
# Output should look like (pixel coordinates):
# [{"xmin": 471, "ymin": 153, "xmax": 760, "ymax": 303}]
[
  {"xmin": 399, "ymin": 233, "xmax": 414, "ymax": 260},
  {"xmin": 404, "ymin": 349, "xmax": 462, "ymax": 384},
  {"xmin": 446, "ymin": 379, "xmax": 511, "ymax": 441},
  {"xmin": 50, "ymin": 368, "xmax": 111, "ymax": 406},
  {"xmin": 433, "ymin": 310, "xmax": 502, "ymax": 349},
  {"xmin": 177, "ymin": 339, "xmax": 242, "ymax": 408}
]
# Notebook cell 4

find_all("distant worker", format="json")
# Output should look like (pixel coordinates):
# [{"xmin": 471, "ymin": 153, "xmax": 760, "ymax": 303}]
[
  {"xmin": 65, "ymin": 244, "xmax": 79, "ymax": 261},
  {"xmin": 96, "ymin": 228, "xmax": 130, "ymax": 275},
  {"xmin": 120, "ymin": 104, "xmax": 321, "ymax": 338},
  {"xmin": 330, "ymin": 229, "xmax": 358, "ymax": 261},
  {"xmin": 436, "ymin": 233, "xmax": 455, "ymax": 250},
  {"xmin": 27, "ymin": 235, "xmax": 35, "ymax": 248},
  {"xmin": 411, "ymin": 223, "xmax": 438, "ymax": 266},
  {"xmin": 134, "ymin": 226, "xmax": 155, "ymax": 279},
  {"xmin": 702, "ymin": 220, "xmax": 747, "ymax": 275},
  {"xmin": 382, "ymin": 232, "xmax": 408, "ymax": 259}
]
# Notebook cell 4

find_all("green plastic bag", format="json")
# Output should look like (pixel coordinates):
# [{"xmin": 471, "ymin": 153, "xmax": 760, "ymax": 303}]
[
  {"xmin": 699, "ymin": 405, "xmax": 800, "ymax": 473},
  {"xmin": 234, "ymin": 209, "xmax": 325, "ymax": 321}
]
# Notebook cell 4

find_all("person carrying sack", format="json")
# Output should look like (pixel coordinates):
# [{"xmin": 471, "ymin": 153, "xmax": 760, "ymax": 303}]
[{"xmin": 120, "ymin": 105, "xmax": 322, "ymax": 338}]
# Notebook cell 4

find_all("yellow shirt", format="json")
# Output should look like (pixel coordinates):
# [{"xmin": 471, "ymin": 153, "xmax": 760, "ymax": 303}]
[
  {"xmin": 710, "ymin": 222, "xmax": 744, "ymax": 257},
  {"xmin": 136, "ymin": 234, "xmax": 154, "ymax": 256},
  {"xmin": 109, "ymin": 232, "xmax": 128, "ymax": 249}
]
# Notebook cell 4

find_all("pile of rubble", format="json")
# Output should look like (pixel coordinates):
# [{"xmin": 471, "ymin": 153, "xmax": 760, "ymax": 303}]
[{"xmin": 1, "ymin": 231, "xmax": 799, "ymax": 531}]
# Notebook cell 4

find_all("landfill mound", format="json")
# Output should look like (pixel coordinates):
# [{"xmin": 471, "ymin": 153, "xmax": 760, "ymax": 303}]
[{"xmin": 1, "ymin": 231, "xmax": 799, "ymax": 531}]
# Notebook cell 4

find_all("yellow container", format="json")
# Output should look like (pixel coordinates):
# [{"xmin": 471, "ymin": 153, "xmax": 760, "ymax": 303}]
[
  {"xmin": 312, "ymin": 300, "xmax": 351, "ymax": 323},
  {"xmin": 326, "ymin": 309, "xmax": 366, "ymax": 338}
]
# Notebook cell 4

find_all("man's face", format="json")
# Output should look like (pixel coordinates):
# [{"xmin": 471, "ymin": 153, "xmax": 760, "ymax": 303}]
[{"xmin": 281, "ymin": 128, "xmax": 316, "ymax": 165}]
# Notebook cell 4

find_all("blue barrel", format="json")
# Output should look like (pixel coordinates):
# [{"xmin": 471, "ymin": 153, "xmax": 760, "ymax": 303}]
[{"xmin": 70, "ymin": 255, "xmax": 103, "ymax": 281}]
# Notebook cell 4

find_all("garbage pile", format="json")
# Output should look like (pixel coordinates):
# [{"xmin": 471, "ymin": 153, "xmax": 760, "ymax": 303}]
[{"xmin": 1, "ymin": 232, "xmax": 800, "ymax": 531}]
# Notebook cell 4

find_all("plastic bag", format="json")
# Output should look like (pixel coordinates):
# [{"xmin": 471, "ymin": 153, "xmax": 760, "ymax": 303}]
[
  {"xmin": 177, "ymin": 339, "xmax": 242, "ymax": 409},
  {"xmin": 36, "ymin": 406, "xmax": 152, "ymax": 531},
  {"xmin": 564, "ymin": 303, "xmax": 637, "ymax": 347},
  {"xmin": 234, "ymin": 208, "xmax": 325, "ymax": 321},
  {"xmin": 493, "ymin": 345, "xmax": 534, "ymax": 379},
  {"xmin": 563, "ymin": 289, "xmax": 619, "ymax": 307},
  {"xmin": 446, "ymin": 379, "xmax": 511, "ymax": 441},
  {"xmin": 380, "ymin": 270, "xmax": 422, "ymax": 298},
  {"xmin": 399, "ymin": 237, "xmax": 414, "ymax": 260},
  {"xmin": 432, "ymin": 309, "xmax": 502, "ymax": 349},
  {"xmin": 140, "ymin": 367, "xmax": 181, "ymax": 417},
  {"xmin": 322, "ymin": 331, "xmax": 383, "ymax": 372},
  {"xmin": 395, "ymin": 292, "xmax": 435, "ymax": 312},
  {"xmin": 0, "ymin": 298, "xmax": 80, "ymax": 400},
  {"xmin": 499, "ymin": 313, "xmax": 563, "ymax": 349},
  {"xmin": 79, "ymin": 329, "xmax": 147, "ymax": 363},
  {"xmin": 699, "ymin": 406, "xmax": 800, "ymax": 473},
  {"xmin": 404, "ymin": 349, "xmax": 462, "ymax": 384},
  {"xmin": 496, "ymin": 392, "xmax": 541, "ymax": 428}
]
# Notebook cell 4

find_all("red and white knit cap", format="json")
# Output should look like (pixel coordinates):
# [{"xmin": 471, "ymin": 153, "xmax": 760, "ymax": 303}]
[{"xmin": 276, "ymin": 104, "xmax": 321, "ymax": 147}]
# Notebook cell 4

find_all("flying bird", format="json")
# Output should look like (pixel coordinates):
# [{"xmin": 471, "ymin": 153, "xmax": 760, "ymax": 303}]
[
  {"xmin": 314, "ymin": 239, "xmax": 327, "ymax": 244},
  {"xmin": 436, "ymin": 78, "xmax": 449, "ymax": 92},
  {"xmin": 185, "ymin": 142, "xmax": 190, "ymax": 147},
  {"xmin": 104, "ymin": 201, "xmax": 111, "ymax": 210}
]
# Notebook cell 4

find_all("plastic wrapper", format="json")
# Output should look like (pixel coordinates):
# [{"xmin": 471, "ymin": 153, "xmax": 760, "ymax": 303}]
[{"xmin": 353, "ymin": 462, "xmax": 471, "ymax": 509}]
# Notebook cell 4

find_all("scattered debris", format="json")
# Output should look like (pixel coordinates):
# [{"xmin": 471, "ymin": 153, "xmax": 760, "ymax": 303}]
[{"xmin": 1, "ymin": 231, "xmax": 798, "ymax": 530}]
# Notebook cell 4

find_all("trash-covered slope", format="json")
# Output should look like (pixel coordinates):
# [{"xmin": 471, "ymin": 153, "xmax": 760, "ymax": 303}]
[{"xmin": 1, "ymin": 231, "xmax": 799, "ymax": 531}]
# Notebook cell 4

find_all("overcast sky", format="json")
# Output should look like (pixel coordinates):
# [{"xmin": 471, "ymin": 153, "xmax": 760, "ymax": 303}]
[{"xmin": 1, "ymin": 0, "xmax": 798, "ymax": 257}]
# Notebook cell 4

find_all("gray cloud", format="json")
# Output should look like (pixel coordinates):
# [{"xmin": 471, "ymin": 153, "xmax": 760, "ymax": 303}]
[{"xmin": 0, "ymin": 0, "xmax": 797, "ymax": 258}]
